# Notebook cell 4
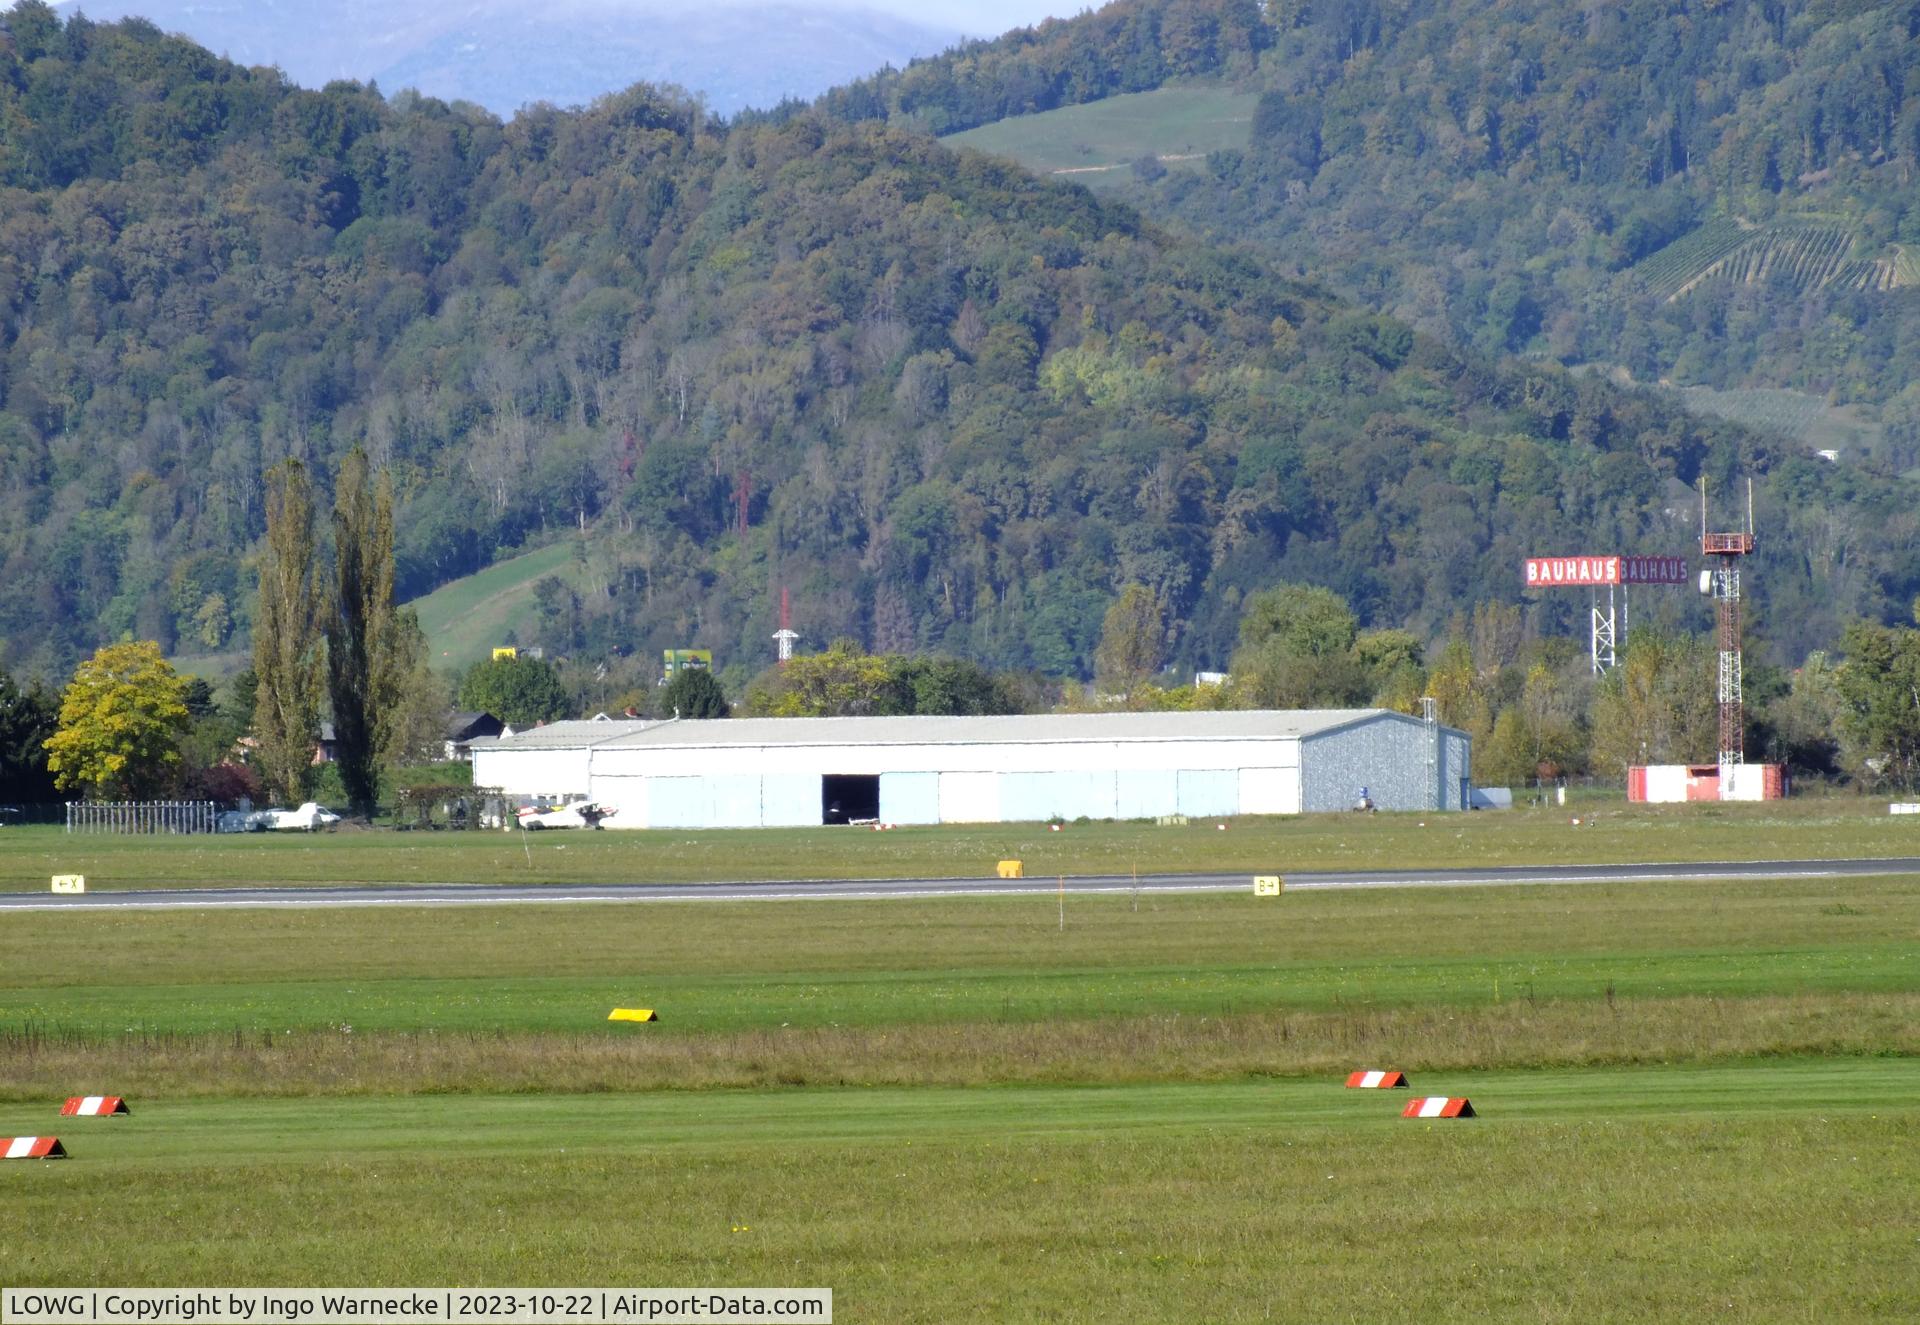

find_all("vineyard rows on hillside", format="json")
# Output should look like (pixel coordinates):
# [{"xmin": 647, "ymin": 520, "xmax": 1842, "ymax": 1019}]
[{"xmin": 1637, "ymin": 220, "xmax": 1907, "ymax": 302}]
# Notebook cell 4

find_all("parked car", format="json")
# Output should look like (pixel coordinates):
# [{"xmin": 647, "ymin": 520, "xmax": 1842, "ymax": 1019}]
[{"xmin": 514, "ymin": 800, "xmax": 613, "ymax": 830}]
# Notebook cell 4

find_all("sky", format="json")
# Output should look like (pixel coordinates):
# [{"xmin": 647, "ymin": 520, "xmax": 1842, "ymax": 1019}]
[{"xmin": 825, "ymin": 0, "xmax": 1089, "ymax": 37}]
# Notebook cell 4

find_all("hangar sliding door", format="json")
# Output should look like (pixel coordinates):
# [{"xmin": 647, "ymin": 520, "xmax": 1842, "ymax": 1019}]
[
  {"xmin": 1176, "ymin": 770, "xmax": 1238, "ymax": 817},
  {"xmin": 649, "ymin": 776, "xmax": 763, "ymax": 828},
  {"xmin": 1237, "ymin": 767, "xmax": 1299, "ymax": 815},
  {"xmin": 761, "ymin": 774, "xmax": 821, "ymax": 827},
  {"xmin": 590, "ymin": 775, "xmax": 651, "ymax": 829},
  {"xmin": 938, "ymin": 772, "xmax": 1000, "ymax": 823},
  {"xmin": 999, "ymin": 772, "xmax": 1118, "ymax": 822},
  {"xmin": 1116, "ymin": 770, "xmax": 1179, "ymax": 819},
  {"xmin": 879, "ymin": 772, "xmax": 940, "ymax": 825}
]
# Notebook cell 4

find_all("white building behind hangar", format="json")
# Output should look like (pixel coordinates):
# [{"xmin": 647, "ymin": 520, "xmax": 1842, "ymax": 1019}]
[
  {"xmin": 471, "ymin": 709, "xmax": 1471, "ymax": 829},
  {"xmin": 470, "ymin": 717, "xmax": 653, "ymax": 798}
]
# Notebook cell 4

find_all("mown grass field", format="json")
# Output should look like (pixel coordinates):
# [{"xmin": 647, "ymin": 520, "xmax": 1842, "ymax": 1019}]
[
  {"xmin": 3, "ymin": 1067, "xmax": 1914, "ymax": 1320},
  {"xmin": 2, "ymin": 878, "xmax": 1916, "ymax": 1045},
  {"xmin": 3, "ymin": 848, "xmax": 1916, "ymax": 1318},
  {"xmin": 943, "ymin": 86, "xmax": 1256, "ymax": 189},
  {"xmin": 407, "ymin": 540, "xmax": 577, "ymax": 671},
  {"xmin": 5, "ymin": 795, "xmax": 1917, "ymax": 891}
]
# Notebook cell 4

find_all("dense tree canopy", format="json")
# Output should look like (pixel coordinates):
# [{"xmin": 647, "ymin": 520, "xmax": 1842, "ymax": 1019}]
[
  {"xmin": 1834, "ymin": 621, "xmax": 1920, "ymax": 790},
  {"xmin": 0, "ymin": 666, "xmax": 58, "ymax": 802},
  {"xmin": 840, "ymin": 0, "xmax": 1920, "ymax": 421},
  {"xmin": 658, "ymin": 667, "xmax": 730, "ymax": 719},
  {"xmin": 458, "ymin": 655, "xmax": 572, "ymax": 727},
  {"xmin": 0, "ymin": 5, "xmax": 1913, "ymax": 709},
  {"xmin": 743, "ymin": 642, "xmax": 1024, "ymax": 717},
  {"xmin": 43, "ymin": 640, "xmax": 192, "ymax": 797}
]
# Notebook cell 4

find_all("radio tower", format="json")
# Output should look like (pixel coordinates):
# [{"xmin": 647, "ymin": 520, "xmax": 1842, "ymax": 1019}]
[
  {"xmin": 772, "ymin": 586, "xmax": 798, "ymax": 665},
  {"xmin": 1700, "ymin": 478, "xmax": 1756, "ymax": 787}
]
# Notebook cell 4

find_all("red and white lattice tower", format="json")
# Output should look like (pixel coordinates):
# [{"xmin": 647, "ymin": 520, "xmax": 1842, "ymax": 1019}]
[
  {"xmin": 1700, "ymin": 479, "xmax": 1756, "ymax": 785},
  {"xmin": 773, "ymin": 586, "xmax": 798, "ymax": 665}
]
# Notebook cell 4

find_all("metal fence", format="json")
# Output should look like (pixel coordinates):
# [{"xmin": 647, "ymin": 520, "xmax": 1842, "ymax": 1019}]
[{"xmin": 64, "ymin": 800, "xmax": 218, "ymax": 835}]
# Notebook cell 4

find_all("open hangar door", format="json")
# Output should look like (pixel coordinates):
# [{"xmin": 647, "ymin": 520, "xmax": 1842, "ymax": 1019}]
[{"xmin": 822, "ymin": 774, "xmax": 879, "ymax": 824}]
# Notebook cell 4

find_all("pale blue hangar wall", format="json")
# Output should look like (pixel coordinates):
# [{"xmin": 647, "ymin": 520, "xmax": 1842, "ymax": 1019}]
[
  {"xmin": 583, "ymin": 716, "xmax": 1469, "ymax": 829},
  {"xmin": 607, "ymin": 767, "xmax": 1258, "ymax": 829}
]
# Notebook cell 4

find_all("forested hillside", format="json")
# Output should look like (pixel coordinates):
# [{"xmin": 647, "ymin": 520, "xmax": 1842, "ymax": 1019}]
[
  {"xmin": 816, "ymin": 0, "xmax": 1920, "ymax": 459},
  {"xmin": 0, "ymin": 2, "xmax": 1914, "ymax": 692}
]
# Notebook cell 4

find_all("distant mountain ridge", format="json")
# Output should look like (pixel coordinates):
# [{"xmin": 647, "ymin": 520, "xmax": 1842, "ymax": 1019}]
[{"xmin": 48, "ymin": 0, "xmax": 968, "ymax": 116}]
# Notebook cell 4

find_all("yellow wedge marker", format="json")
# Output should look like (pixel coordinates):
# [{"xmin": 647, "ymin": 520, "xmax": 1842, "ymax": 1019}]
[
  {"xmin": 996, "ymin": 860, "xmax": 1024, "ymax": 879},
  {"xmin": 1253, "ymin": 875, "xmax": 1283, "ymax": 897},
  {"xmin": 608, "ymin": 1008, "xmax": 658, "ymax": 1023},
  {"xmin": 51, "ymin": 875, "xmax": 85, "ymax": 894}
]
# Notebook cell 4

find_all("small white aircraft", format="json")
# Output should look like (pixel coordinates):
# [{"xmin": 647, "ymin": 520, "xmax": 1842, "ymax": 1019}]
[
  {"xmin": 264, "ymin": 802, "xmax": 343, "ymax": 831},
  {"xmin": 220, "ymin": 802, "xmax": 342, "ymax": 832},
  {"xmin": 514, "ymin": 800, "xmax": 613, "ymax": 830}
]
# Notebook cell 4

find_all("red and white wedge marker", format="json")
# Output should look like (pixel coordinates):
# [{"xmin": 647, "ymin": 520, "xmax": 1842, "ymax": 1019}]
[
  {"xmin": 1345, "ymin": 1070, "xmax": 1408, "ymax": 1089},
  {"xmin": 4, "ymin": 1136, "xmax": 68, "ymax": 1159},
  {"xmin": 61, "ymin": 1096, "xmax": 129, "ymax": 1116},
  {"xmin": 1401, "ymin": 1097, "xmax": 1476, "ymax": 1119}
]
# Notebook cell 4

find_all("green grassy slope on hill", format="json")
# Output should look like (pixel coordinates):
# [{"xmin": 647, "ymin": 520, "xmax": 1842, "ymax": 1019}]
[
  {"xmin": 1673, "ymin": 386, "xmax": 1882, "ymax": 456},
  {"xmin": 943, "ymin": 85, "xmax": 1256, "ymax": 188},
  {"xmin": 408, "ymin": 542, "xmax": 577, "ymax": 670}
]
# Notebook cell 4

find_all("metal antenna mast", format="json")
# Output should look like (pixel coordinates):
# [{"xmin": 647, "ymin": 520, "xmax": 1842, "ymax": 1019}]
[{"xmin": 1700, "ymin": 478, "xmax": 1756, "ymax": 785}]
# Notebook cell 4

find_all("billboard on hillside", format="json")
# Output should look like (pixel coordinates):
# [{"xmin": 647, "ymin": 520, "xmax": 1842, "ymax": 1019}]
[{"xmin": 1524, "ymin": 556, "xmax": 1689, "ymax": 588}]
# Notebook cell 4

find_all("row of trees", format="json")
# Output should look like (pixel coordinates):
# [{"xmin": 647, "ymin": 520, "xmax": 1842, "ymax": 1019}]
[
  {"xmin": 1070, "ymin": 580, "xmax": 1920, "ymax": 792},
  {"xmin": 4, "ymin": 641, "xmax": 260, "ymax": 805},
  {"xmin": 7, "ymin": 579, "xmax": 1920, "ymax": 802},
  {"xmin": 252, "ymin": 451, "xmax": 440, "ymax": 816},
  {"xmin": 1, "ymin": 441, "xmax": 445, "ymax": 808}
]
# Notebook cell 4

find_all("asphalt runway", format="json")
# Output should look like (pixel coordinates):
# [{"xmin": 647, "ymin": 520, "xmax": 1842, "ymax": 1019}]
[{"xmin": 2, "ymin": 856, "xmax": 1916, "ymax": 911}]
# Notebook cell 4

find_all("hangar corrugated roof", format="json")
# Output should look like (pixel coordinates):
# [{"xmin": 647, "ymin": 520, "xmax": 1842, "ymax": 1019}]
[
  {"xmin": 485, "ymin": 718, "xmax": 661, "ymax": 751},
  {"xmin": 591, "ymin": 708, "xmax": 1421, "ymax": 750}
]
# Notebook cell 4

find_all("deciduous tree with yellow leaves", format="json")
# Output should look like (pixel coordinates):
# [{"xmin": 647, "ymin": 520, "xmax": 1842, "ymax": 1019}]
[{"xmin": 44, "ymin": 641, "xmax": 192, "ymax": 798}]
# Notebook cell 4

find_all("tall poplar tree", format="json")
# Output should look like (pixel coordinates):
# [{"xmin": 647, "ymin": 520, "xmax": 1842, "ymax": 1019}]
[
  {"xmin": 252, "ymin": 460, "xmax": 323, "ymax": 804},
  {"xmin": 326, "ymin": 447, "xmax": 406, "ymax": 820},
  {"xmin": 1094, "ymin": 584, "xmax": 1164, "ymax": 695}
]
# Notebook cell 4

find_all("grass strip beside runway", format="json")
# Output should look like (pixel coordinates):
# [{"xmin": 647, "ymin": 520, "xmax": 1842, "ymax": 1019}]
[
  {"xmin": 4, "ymin": 797, "xmax": 1919, "ymax": 891},
  {"xmin": 3, "ymin": 879, "xmax": 1916, "ymax": 1042}
]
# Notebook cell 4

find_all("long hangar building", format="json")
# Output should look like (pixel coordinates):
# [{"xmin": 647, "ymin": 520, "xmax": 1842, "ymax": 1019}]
[{"xmin": 471, "ymin": 709, "xmax": 1473, "ymax": 828}]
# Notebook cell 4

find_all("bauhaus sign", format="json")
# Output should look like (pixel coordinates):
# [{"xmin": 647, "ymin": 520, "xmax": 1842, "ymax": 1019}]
[{"xmin": 1524, "ymin": 556, "xmax": 1689, "ymax": 587}]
